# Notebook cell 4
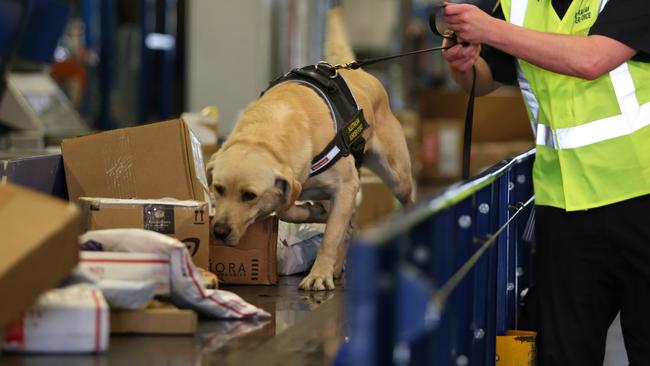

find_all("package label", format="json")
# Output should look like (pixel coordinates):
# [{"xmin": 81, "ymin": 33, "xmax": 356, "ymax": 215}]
[{"xmin": 143, "ymin": 204, "xmax": 175, "ymax": 233}]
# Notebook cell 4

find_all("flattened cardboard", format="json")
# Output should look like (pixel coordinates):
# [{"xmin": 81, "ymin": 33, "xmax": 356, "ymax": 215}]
[
  {"xmin": 110, "ymin": 306, "xmax": 197, "ymax": 335},
  {"xmin": 60, "ymin": 119, "xmax": 209, "ymax": 205},
  {"xmin": 78, "ymin": 198, "xmax": 209, "ymax": 269},
  {"xmin": 210, "ymin": 217, "xmax": 278, "ymax": 285},
  {"xmin": 0, "ymin": 184, "xmax": 80, "ymax": 329}
]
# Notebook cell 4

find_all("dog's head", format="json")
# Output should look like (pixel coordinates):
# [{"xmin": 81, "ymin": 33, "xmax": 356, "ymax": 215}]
[{"xmin": 206, "ymin": 143, "xmax": 301, "ymax": 246}]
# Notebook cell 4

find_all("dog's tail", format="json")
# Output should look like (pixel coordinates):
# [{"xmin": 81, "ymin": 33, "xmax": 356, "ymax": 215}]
[{"xmin": 324, "ymin": 6, "xmax": 356, "ymax": 65}]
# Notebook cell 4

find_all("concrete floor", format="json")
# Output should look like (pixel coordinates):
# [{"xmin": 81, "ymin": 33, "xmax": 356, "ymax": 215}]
[
  {"xmin": 0, "ymin": 274, "xmax": 630, "ymax": 365},
  {"xmin": 0, "ymin": 276, "xmax": 347, "ymax": 366}
]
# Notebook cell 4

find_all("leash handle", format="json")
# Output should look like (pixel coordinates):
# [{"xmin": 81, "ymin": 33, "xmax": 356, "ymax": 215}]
[
  {"xmin": 428, "ymin": 4, "xmax": 468, "ymax": 46},
  {"xmin": 462, "ymin": 65, "xmax": 476, "ymax": 180}
]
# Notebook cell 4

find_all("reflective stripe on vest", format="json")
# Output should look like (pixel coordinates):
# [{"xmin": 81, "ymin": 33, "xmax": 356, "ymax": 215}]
[
  {"xmin": 537, "ymin": 101, "xmax": 650, "ymax": 149},
  {"xmin": 512, "ymin": 0, "xmax": 540, "ymax": 139}
]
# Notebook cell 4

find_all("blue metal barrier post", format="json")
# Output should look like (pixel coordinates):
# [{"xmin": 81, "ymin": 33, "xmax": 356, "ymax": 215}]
[{"xmin": 346, "ymin": 149, "xmax": 536, "ymax": 366}]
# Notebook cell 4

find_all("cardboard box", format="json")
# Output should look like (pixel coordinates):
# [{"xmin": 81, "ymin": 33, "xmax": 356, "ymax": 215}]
[
  {"xmin": 78, "ymin": 197, "xmax": 210, "ymax": 269},
  {"xmin": 110, "ymin": 305, "xmax": 197, "ymax": 335},
  {"xmin": 357, "ymin": 170, "xmax": 396, "ymax": 229},
  {"xmin": 470, "ymin": 141, "xmax": 535, "ymax": 174},
  {"xmin": 79, "ymin": 251, "xmax": 172, "ymax": 295},
  {"xmin": 209, "ymin": 217, "xmax": 278, "ymax": 285},
  {"xmin": 0, "ymin": 184, "xmax": 80, "ymax": 329},
  {"xmin": 419, "ymin": 119, "xmax": 534, "ymax": 182},
  {"xmin": 61, "ymin": 119, "xmax": 210, "ymax": 205},
  {"xmin": 420, "ymin": 118, "xmax": 464, "ymax": 183},
  {"xmin": 418, "ymin": 87, "xmax": 534, "ymax": 143}
]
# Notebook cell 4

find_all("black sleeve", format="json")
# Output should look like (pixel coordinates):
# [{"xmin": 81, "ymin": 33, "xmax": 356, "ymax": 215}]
[
  {"xmin": 589, "ymin": 0, "xmax": 650, "ymax": 62},
  {"xmin": 480, "ymin": 3, "xmax": 518, "ymax": 85}
]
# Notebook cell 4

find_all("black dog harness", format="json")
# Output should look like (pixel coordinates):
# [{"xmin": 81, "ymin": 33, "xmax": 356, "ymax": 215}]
[{"xmin": 261, "ymin": 61, "xmax": 369, "ymax": 177}]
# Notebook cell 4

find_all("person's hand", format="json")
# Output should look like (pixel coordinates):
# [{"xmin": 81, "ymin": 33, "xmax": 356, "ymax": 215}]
[
  {"xmin": 443, "ymin": 3, "xmax": 496, "ymax": 44},
  {"xmin": 442, "ymin": 38, "xmax": 481, "ymax": 73}
]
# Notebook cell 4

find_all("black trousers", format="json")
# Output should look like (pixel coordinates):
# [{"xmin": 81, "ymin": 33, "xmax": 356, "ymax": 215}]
[{"xmin": 527, "ymin": 194, "xmax": 650, "ymax": 366}]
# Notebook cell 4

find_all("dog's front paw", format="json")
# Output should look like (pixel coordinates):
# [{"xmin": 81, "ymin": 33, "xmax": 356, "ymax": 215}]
[{"xmin": 299, "ymin": 263, "xmax": 335, "ymax": 291}]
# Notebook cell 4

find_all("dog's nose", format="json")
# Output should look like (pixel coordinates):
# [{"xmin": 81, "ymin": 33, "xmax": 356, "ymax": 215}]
[{"xmin": 213, "ymin": 223, "xmax": 231, "ymax": 241}]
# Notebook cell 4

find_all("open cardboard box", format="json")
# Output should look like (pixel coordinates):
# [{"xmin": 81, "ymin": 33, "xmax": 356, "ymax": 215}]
[
  {"xmin": 0, "ymin": 184, "xmax": 80, "ymax": 329},
  {"xmin": 61, "ymin": 119, "xmax": 280, "ymax": 285},
  {"xmin": 61, "ymin": 119, "xmax": 210, "ymax": 205},
  {"xmin": 78, "ymin": 197, "xmax": 210, "ymax": 269},
  {"xmin": 60, "ymin": 119, "xmax": 213, "ymax": 269}
]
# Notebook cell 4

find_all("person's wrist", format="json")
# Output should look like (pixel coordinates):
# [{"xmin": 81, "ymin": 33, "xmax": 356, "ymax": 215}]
[{"xmin": 483, "ymin": 17, "xmax": 502, "ymax": 46}]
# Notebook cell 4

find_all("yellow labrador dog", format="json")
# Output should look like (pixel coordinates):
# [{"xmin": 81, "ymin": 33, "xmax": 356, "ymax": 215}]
[{"xmin": 207, "ymin": 8, "xmax": 413, "ymax": 291}]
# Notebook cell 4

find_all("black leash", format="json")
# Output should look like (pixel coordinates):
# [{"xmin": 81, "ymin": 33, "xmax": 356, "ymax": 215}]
[
  {"xmin": 462, "ymin": 66, "xmax": 477, "ymax": 180},
  {"xmin": 333, "ymin": 44, "xmax": 453, "ymax": 70},
  {"xmin": 428, "ymin": 5, "xmax": 476, "ymax": 180},
  {"xmin": 334, "ymin": 5, "xmax": 477, "ymax": 180}
]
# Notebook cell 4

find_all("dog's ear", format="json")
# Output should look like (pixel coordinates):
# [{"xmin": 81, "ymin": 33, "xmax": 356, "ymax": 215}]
[
  {"xmin": 205, "ymin": 152, "xmax": 221, "ymax": 187},
  {"xmin": 206, "ymin": 162, "xmax": 214, "ymax": 186},
  {"xmin": 275, "ymin": 175, "xmax": 302, "ymax": 211}
]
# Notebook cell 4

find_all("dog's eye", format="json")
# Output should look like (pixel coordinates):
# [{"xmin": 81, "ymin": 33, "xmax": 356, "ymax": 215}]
[
  {"xmin": 214, "ymin": 185, "xmax": 225, "ymax": 196},
  {"xmin": 241, "ymin": 191, "xmax": 257, "ymax": 202}
]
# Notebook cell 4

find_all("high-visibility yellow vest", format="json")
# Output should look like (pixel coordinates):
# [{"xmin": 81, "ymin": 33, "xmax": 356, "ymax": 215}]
[{"xmin": 500, "ymin": 0, "xmax": 650, "ymax": 210}]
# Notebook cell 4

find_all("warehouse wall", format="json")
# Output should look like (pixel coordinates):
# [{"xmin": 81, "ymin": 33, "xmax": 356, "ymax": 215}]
[{"xmin": 186, "ymin": 0, "xmax": 273, "ymax": 136}]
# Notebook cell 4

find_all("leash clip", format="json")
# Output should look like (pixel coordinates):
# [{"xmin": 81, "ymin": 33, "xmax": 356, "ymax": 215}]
[
  {"xmin": 315, "ymin": 61, "xmax": 339, "ymax": 78},
  {"xmin": 332, "ymin": 61, "xmax": 360, "ymax": 71}
]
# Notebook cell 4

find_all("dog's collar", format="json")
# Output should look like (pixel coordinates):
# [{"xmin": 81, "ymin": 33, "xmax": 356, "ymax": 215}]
[{"xmin": 261, "ymin": 62, "xmax": 369, "ymax": 177}]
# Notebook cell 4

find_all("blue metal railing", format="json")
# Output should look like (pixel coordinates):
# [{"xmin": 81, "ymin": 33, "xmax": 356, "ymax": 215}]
[{"xmin": 343, "ymin": 149, "xmax": 536, "ymax": 366}]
